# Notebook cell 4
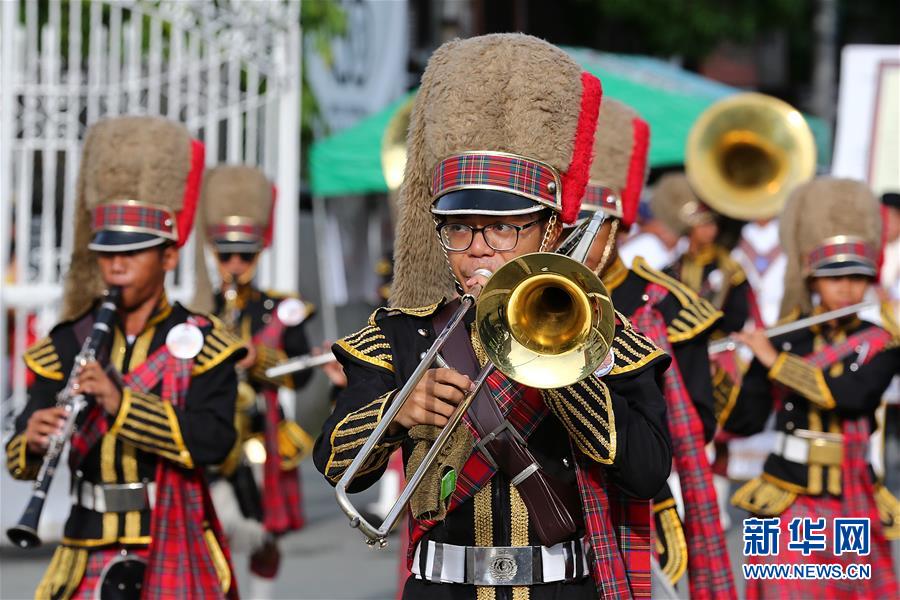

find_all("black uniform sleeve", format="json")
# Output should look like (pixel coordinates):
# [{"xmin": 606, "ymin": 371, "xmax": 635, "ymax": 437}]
[
  {"xmin": 769, "ymin": 344, "xmax": 900, "ymax": 416},
  {"xmin": 313, "ymin": 356, "xmax": 401, "ymax": 493},
  {"xmin": 283, "ymin": 321, "xmax": 313, "ymax": 390},
  {"xmin": 720, "ymin": 280, "xmax": 752, "ymax": 334},
  {"xmin": 6, "ymin": 336, "xmax": 70, "ymax": 480},
  {"xmin": 110, "ymin": 329, "xmax": 244, "ymax": 468},
  {"xmin": 672, "ymin": 334, "xmax": 717, "ymax": 443},
  {"xmin": 721, "ymin": 358, "xmax": 774, "ymax": 436}
]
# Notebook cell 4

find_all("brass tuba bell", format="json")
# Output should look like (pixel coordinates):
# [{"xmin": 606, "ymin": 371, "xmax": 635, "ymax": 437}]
[
  {"xmin": 380, "ymin": 96, "xmax": 416, "ymax": 192},
  {"xmin": 685, "ymin": 92, "xmax": 817, "ymax": 221}
]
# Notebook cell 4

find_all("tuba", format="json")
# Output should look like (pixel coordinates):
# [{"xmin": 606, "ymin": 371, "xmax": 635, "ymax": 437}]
[
  {"xmin": 685, "ymin": 92, "xmax": 817, "ymax": 221},
  {"xmin": 335, "ymin": 213, "xmax": 617, "ymax": 547}
]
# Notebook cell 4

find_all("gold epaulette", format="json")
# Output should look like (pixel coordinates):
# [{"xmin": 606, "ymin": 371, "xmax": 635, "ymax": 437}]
[
  {"xmin": 768, "ymin": 352, "xmax": 835, "ymax": 409},
  {"xmin": 369, "ymin": 301, "xmax": 443, "ymax": 325},
  {"xmin": 874, "ymin": 482, "xmax": 900, "ymax": 540},
  {"xmin": 335, "ymin": 320, "xmax": 394, "ymax": 373},
  {"xmin": 775, "ymin": 307, "xmax": 802, "ymax": 327},
  {"xmin": 193, "ymin": 327, "xmax": 246, "ymax": 375},
  {"xmin": 731, "ymin": 475, "xmax": 798, "ymax": 516},
  {"xmin": 880, "ymin": 301, "xmax": 900, "ymax": 339},
  {"xmin": 23, "ymin": 337, "xmax": 64, "ymax": 381},
  {"xmin": 632, "ymin": 257, "xmax": 722, "ymax": 343},
  {"xmin": 608, "ymin": 311, "xmax": 667, "ymax": 376}
]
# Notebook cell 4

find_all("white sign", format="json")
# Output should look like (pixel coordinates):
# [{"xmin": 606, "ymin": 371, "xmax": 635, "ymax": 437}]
[
  {"xmin": 832, "ymin": 45, "xmax": 900, "ymax": 194},
  {"xmin": 306, "ymin": 0, "xmax": 409, "ymax": 132}
]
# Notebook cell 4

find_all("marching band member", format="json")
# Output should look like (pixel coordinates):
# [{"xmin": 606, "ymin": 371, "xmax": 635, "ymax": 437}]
[
  {"xmin": 6, "ymin": 116, "xmax": 244, "ymax": 599},
  {"xmin": 192, "ymin": 165, "xmax": 315, "ymax": 587},
  {"xmin": 722, "ymin": 177, "xmax": 900, "ymax": 598},
  {"xmin": 569, "ymin": 100, "xmax": 735, "ymax": 598},
  {"xmin": 315, "ymin": 33, "xmax": 673, "ymax": 599},
  {"xmin": 653, "ymin": 173, "xmax": 756, "ymax": 335}
]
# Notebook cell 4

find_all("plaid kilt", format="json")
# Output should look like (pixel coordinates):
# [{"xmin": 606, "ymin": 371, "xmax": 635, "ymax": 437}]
[
  {"xmin": 633, "ymin": 284, "xmax": 736, "ymax": 600},
  {"xmin": 124, "ymin": 317, "xmax": 237, "ymax": 599},
  {"xmin": 67, "ymin": 546, "xmax": 150, "ymax": 600},
  {"xmin": 254, "ymin": 315, "xmax": 305, "ymax": 535}
]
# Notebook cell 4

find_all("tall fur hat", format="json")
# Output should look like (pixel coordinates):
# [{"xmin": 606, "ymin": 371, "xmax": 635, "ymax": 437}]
[
  {"xmin": 62, "ymin": 116, "xmax": 204, "ymax": 320},
  {"xmin": 391, "ymin": 33, "xmax": 602, "ymax": 307},
  {"xmin": 191, "ymin": 165, "xmax": 275, "ymax": 313},
  {"xmin": 779, "ymin": 177, "xmax": 881, "ymax": 318},
  {"xmin": 650, "ymin": 173, "xmax": 715, "ymax": 236},
  {"xmin": 576, "ymin": 98, "xmax": 650, "ymax": 228}
]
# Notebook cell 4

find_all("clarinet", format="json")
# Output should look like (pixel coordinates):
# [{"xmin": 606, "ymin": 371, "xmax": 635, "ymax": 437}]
[{"xmin": 7, "ymin": 286, "xmax": 121, "ymax": 549}]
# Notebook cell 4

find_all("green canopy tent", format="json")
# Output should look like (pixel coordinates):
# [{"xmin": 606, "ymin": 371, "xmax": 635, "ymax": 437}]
[{"xmin": 309, "ymin": 47, "xmax": 831, "ymax": 197}]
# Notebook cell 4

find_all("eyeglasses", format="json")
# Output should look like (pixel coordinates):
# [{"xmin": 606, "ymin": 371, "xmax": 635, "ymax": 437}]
[
  {"xmin": 217, "ymin": 252, "xmax": 257, "ymax": 263},
  {"xmin": 436, "ymin": 218, "xmax": 543, "ymax": 252}
]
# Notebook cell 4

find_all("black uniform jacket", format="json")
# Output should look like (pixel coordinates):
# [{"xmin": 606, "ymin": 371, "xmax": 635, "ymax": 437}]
[
  {"xmin": 6, "ymin": 295, "xmax": 245, "ymax": 547},
  {"xmin": 213, "ymin": 287, "xmax": 314, "ymax": 391},
  {"xmin": 314, "ymin": 300, "xmax": 672, "ymax": 560},
  {"xmin": 721, "ymin": 313, "xmax": 900, "ymax": 506},
  {"xmin": 604, "ymin": 256, "xmax": 722, "ymax": 443},
  {"xmin": 664, "ymin": 244, "xmax": 753, "ymax": 335}
]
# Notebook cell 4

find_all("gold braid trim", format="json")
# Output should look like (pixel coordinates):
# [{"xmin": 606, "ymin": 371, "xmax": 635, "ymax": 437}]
[
  {"xmin": 204, "ymin": 527, "xmax": 232, "ymax": 594},
  {"xmin": 369, "ymin": 302, "xmax": 442, "ymax": 325},
  {"xmin": 874, "ymin": 483, "xmax": 900, "ymax": 540},
  {"xmin": 608, "ymin": 320, "xmax": 666, "ymax": 377},
  {"xmin": 6, "ymin": 432, "xmax": 41, "ymax": 480},
  {"xmin": 335, "ymin": 323, "xmax": 394, "ymax": 373},
  {"xmin": 542, "ymin": 376, "xmax": 615, "ymax": 464},
  {"xmin": 768, "ymin": 352, "xmax": 836, "ymax": 409},
  {"xmin": 23, "ymin": 337, "xmax": 64, "ymax": 381},
  {"xmin": 110, "ymin": 388, "xmax": 194, "ymax": 468},
  {"xmin": 474, "ymin": 481, "xmax": 496, "ymax": 600},
  {"xmin": 510, "ymin": 485, "xmax": 530, "ymax": 600},
  {"xmin": 655, "ymin": 506, "xmax": 688, "ymax": 585},
  {"xmin": 712, "ymin": 367, "xmax": 740, "ymax": 426},
  {"xmin": 731, "ymin": 476, "xmax": 799, "ymax": 516},
  {"xmin": 35, "ymin": 546, "xmax": 89, "ymax": 600},
  {"xmin": 249, "ymin": 344, "xmax": 293, "ymax": 388},
  {"xmin": 631, "ymin": 257, "xmax": 722, "ymax": 343},
  {"xmin": 324, "ymin": 390, "xmax": 401, "ymax": 482},
  {"xmin": 192, "ymin": 328, "xmax": 246, "ymax": 375}
]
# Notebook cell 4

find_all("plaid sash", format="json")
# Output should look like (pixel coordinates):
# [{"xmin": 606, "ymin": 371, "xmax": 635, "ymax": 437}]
[
  {"xmin": 633, "ymin": 283, "xmax": 736, "ymax": 600},
  {"xmin": 121, "ymin": 317, "xmax": 237, "ymax": 600},
  {"xmin": 408, "ymin": 355, "xmax": 652, "ymax": 598},
  {"xmin": 252, "ymin": 309, "xmax": 304, "ymax": 534}
]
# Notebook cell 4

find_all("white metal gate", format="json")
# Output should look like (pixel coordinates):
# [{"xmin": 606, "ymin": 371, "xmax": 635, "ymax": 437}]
[{"xmin": 0, "ymin": 0, "xmax": 302, "ymax": 416}]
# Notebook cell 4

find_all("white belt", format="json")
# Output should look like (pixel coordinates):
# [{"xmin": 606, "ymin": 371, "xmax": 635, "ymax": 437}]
[
  {"xmin": 411, "ymin": 538, "xmax": 590, "ymax": 586},
  {"xmin": 772, "ymin": 430, "xmax": 843, "ymax": 466},
  {"xmin": 72, "ymin": 480, "xmax": 156, "ymax": 513}
]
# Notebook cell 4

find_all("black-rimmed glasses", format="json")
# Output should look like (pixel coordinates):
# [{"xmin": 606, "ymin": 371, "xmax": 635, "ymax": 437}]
[{"xmin": 436, "ymin": 218, "xmax": 543, "ymax": 252}]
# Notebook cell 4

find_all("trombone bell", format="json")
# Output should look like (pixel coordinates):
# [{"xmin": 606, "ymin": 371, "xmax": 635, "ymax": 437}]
[{"xmin": 477, "ymin": 253, "xmax": 615, "ymax": 389}]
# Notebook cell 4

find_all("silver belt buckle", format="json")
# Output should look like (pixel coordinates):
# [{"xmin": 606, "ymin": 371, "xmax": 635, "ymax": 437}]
[
  {"xmin": 470, "ymin": 546, "xmax": 532, "ymax": 586},
  {"xmin": 102, "ymin": 483, "xmax": 148, "ymax": 513}
]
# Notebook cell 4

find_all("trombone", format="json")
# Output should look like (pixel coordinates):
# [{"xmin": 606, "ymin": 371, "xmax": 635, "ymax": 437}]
[{"xmin": 335, "ymin": 212, "xmax": 617, "ymax": 547}]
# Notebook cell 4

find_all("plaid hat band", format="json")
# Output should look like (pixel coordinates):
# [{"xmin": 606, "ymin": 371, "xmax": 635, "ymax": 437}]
[
  {"xmin": 580, "ymin": 182, "xmax": 622, "ymax": 220},
  {"xmin": 431, "ymin": 152, "xmax": 562, "ymax": 212},
  {"xmin": 92, "ymin": 200, "xmax": 178, "ymax": 240},
  {"xmin": 208, "ymin": 221, "xmax": 264, "ymax": 243},
  {"xmin": 806, "ymin": 236, "xmax": 877, "ymax": 275}
]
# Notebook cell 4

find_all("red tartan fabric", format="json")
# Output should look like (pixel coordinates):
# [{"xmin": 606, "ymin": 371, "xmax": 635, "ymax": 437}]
[
  {"xmin": 252, "ymin": 312, "xmax": 305, "ymax": 535},
  {"xmin": 68, "ymin": 404, "xmax": 109, "ymax": 470},
  {"xmin": 69, "ymin": 546, "xmax": 150, "ymax": 599},
  {"xmin": 430, "ymin": 153, "xmax": 561, "ymax": 211},
  {"xmin": 92, "ymin": 202, "xmax": 176, "ymax": 239},
  {"xmin": 807, "ymin": 239, "xmax": 877, "ymax": 273},
  {"xmin": 208, "ymin": 222, "xmax": 264, "ymax": 242},
  {"xmin": 122, "ymin": 317, "xmax": 237, "ymax": 600},
  {"xmin": 632, "ymin": 284, "xmax": 736, "ymax": 600},
  {"xmin": 408, "ymin": 368, "xmax": 651, "ymax": 599}
]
